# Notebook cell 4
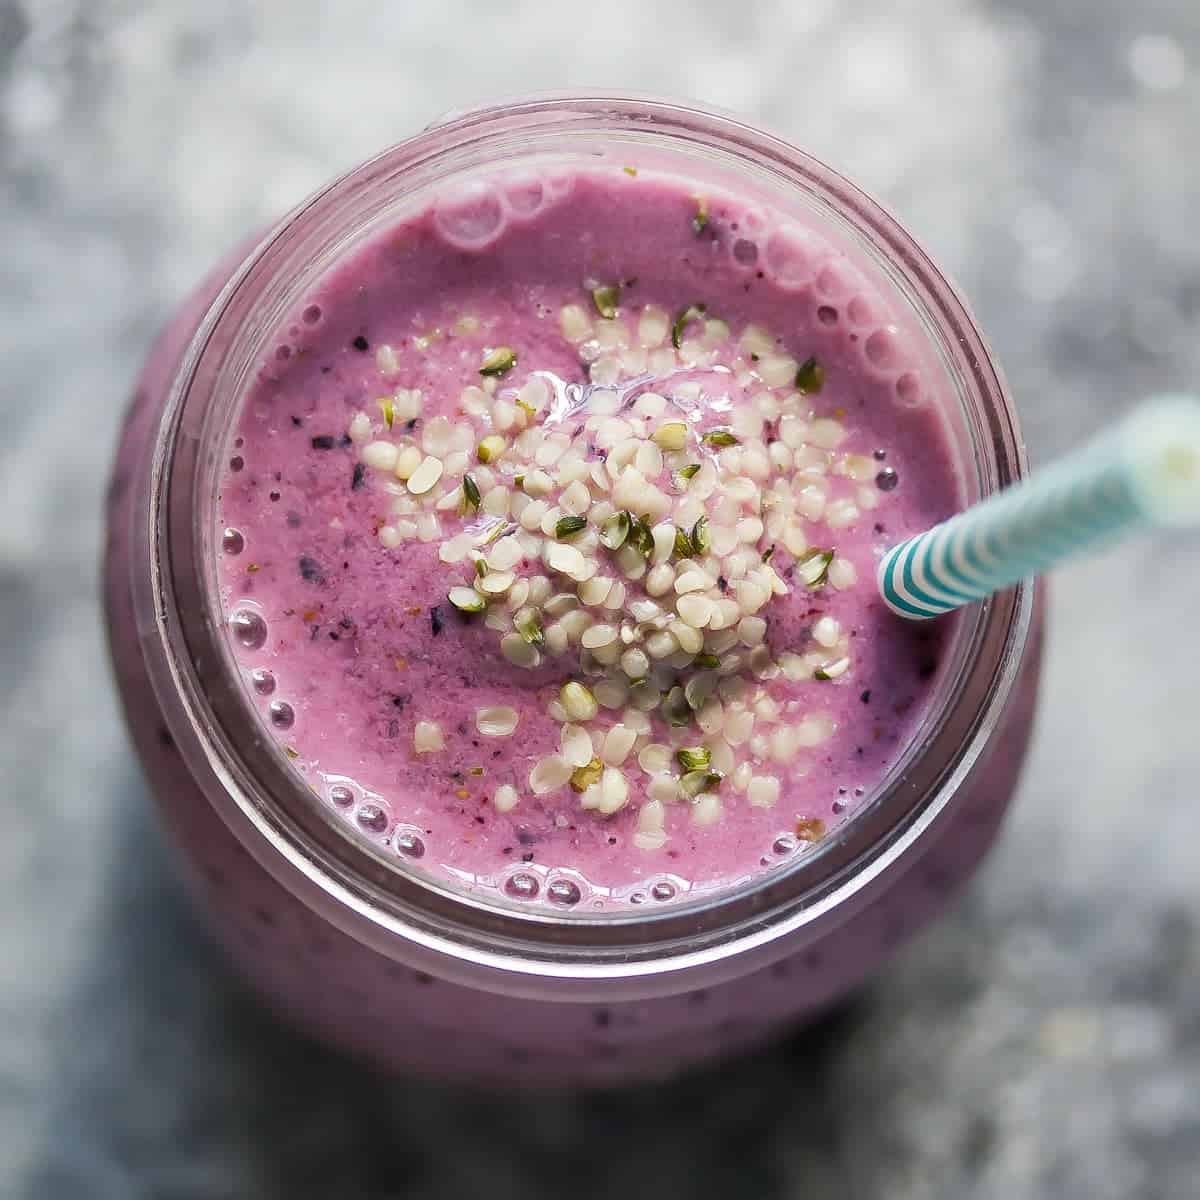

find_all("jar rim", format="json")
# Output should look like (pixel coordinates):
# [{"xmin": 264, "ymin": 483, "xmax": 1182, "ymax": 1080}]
[{"xmin": 148, "ymin": 92, "xmax": 1031, "ymax": 990}]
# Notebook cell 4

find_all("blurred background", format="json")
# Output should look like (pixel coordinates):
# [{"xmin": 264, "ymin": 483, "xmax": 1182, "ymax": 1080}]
[{"xmin": 2, "ymin": 1, "xmax": 1199, "ymax": 1197}]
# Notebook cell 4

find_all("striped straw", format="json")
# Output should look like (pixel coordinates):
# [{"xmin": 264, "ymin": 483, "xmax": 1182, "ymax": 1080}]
[{"xmin": 878, "ymin": 395, "xmax": 1200, "ymax": 620}]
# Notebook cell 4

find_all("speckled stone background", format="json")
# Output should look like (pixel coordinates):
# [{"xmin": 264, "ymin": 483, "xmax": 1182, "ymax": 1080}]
[{"xmin": 3, "ymin": 2, "xmax": 1199, "ymax": 1196}]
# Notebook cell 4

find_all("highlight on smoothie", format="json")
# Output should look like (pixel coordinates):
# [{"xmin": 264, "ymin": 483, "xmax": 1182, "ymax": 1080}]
[{"xmin": 217, "ymin": 159, "xmax": 962, "ymax": 910}]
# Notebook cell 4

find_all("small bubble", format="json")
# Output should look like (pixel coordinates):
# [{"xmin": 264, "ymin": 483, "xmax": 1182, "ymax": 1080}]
[
  {"xmin": 864, "ymin": 328, "xmax": 898, "ymax": 368},
  {"xmin": 629, "ymin": 892, "xmax": 646, "ymax": 905},
  {"xmin": 329, "ymin": 784, "xmax": 355, "ymax": 807},
  {"xmin": 873, "ymin": 448, "xmax": 887, "ymax": 461},
  {"xmin": 895, "ymin": 372, "xmax": 922, "ymax": 407},
  {"xmin": 773, "ymin": 834, "xmax": 797, "ymax": 855},
  {"xmin": 875, "ymin": 467, "xmax": 899, "ymax": 492},
  {"xmin": 356, "ymin": 803, "xmax": 388, "ymax": 833},
  {"xmin": 268, "ymin": 700, "xmax": 294, "ymax": 729},
  {"xmin": 651, "ymin": 881, "xmax": 677, "ymax": 902},
  {"xmin": 395, "ymin": 830, "xmax": 426, "ymax": 858},
  {"xmin": 504, "ymin": 872, "xmax": 540, "ymax": 900},
  {"xmin": 816, "ymin": 305, "xmax": 838, "ymax": 326},
  {"xmin": 275, "ymin": 344, "xmax": 292, "ymax": 362},
  {"xmin": 732, "ymin": 238, "xmax": 758, "ymax": 265},
  {"xmin": 222, "ymin": 528, "xmax": 245, "ymax": 555},
  {"xmin": 547, "ymin": 878, "xmax": 582, "ymax": 906},
  {"xmin": 230, "ymin": 610, "xmax": 267, "ymax": 649},
  {"xmin": 250, "ymin": 667, "xmax": 275, "ymax": 695},
  {"xmin": 832, "ymin": 796, "xmax": 849, "ymax": 814},
  {"xmin": 229, "ymin": 455, "xmax": 245, "ymax": 472},
  {"xmin": 302, "ymin": 304, "xmax": 322, "ymax": 325}
]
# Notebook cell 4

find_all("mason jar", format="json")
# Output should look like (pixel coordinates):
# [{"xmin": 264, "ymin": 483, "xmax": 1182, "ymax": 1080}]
[{"xmin": 103, "ymin": 94, "xmax": 1042, "ymax": 1087}]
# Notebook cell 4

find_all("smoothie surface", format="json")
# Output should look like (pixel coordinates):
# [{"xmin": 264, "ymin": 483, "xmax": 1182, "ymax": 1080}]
[{"xmin": 217, "ymin": 159, "xmax": 959, "ymax": 910}]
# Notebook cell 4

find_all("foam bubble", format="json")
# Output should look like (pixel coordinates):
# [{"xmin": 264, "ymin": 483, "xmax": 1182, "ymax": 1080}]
[
  {"xmin": 500, "ymin": 174, "xmax": 547, "ymax": 221},
  {"xmin": 250, "ymin": 668, "xmax": 275, "ymax": 695},
  {"xmin": 846, "ymin": 294, "xmax": 880, "ymax": 328},
  {"xmin": 504, "ymin": 872, "xmax": 540, "ymax": 900},
  {"xmin": 356, "ymin": 803, "xmax": 389, "ymax": 833},
  {"xmin": 732, "ymin": 238, "xmax": 758, "ymax": 266},
  {"xmin": 895, "ymin": 371, "xmax": 923, "ymax": 408},
  {"xmin": 393, "ymin": 826, "xmax": 426, "ymax": 858},
  {"xmin": 546, "ymin": 878, "xmax": 582, "ymax": 906},
  {"xmin": 433, "ymin": 183, "xmax": 506, "ymax": 250},
  {"xmin": 230, "ymin": 609, "xmax": 266, "ymax": 650},
  {"xmin": 762, "ymin": 225, "xmax": 826, "ymax": 290},
  {"xmin": 864, "ymin": 326, "xmax": 901, "ymax": 368}
]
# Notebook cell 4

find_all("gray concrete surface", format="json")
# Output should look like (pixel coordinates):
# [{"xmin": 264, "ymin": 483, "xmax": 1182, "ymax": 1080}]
[{"xmin": 2, "ymin": 1, "xmax": 1199, "ymax": 1196}]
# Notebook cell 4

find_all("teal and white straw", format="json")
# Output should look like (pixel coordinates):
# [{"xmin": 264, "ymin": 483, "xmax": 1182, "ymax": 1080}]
[{"xmin": 878, "ymin": 395, "xmax": 1200, "ymax": 620}]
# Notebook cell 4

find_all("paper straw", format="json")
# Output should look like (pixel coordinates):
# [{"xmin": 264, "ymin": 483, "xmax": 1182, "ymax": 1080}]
[{"xmin": 878, "ymin": 395, "xmax": 1200, "ymax": 620}]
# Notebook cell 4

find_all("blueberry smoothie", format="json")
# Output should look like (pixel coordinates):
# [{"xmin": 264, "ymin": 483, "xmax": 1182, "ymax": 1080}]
[
  {"xmin": 106, "ymin": 97, "xmax": 1040, "ymax": 1084},
  {"xmin": 217, "ymin": 164, "xmax": 958, "ymax": 910}
]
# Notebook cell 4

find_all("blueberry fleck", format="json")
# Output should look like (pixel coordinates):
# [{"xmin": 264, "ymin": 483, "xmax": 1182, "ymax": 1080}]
[
  {"xmin": 310, "ymin": 435, "xmax": 336, "ymax": 450},
  {"xmin": 430, "ymin": 606, "xmax": 444, "ymax": 636},
  {"xmin": 352, "ymin": 335, "xmax": 369, "ymax": 351},
  {"xmin": 291, "ymin": 415, "xmax": 303, "ymax": 427},
  {"xmin": 298, "ymin": 555, "xmax": 324, "ymax": 584},
  {"xmin": 351, "ymin": 462, "xmax": 366, "ymax": 490},
  {"xmin": 391, "ymin": 694, "xmax": 409, "ymax": 709},
  {"xmin": 860, "ymin": 690, "xmax": 872, "ymax": 704}
]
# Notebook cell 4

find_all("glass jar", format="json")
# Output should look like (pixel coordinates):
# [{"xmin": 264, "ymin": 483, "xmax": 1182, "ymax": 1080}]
[{"xmin": 104, "ymin": 94, "xmax": 1042, "ymax": 1087}]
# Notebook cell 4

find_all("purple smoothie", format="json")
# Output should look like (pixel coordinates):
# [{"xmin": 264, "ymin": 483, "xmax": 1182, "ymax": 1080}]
[{"xmin": 216, "ymin": 163, "xmax": 959, "ymax": 910}]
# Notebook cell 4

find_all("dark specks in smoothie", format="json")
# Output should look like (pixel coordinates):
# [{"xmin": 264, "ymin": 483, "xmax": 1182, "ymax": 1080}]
[
  {"xmin": 298, "ymin": 555, "xmax": 325, "ymax": 584},
  {"xmin": 291, "ymin": 415, "xmax": 303, "ymax": 427},
  {"xmin": 917, "ymin": 655, "xmax": 938, "ymax": 680},
  {"xmin": 351, "ymin": 462, "xmax": 366, "ymax": 490},
  {"xmin": 269, "ymin": 490, "xmax": 280, "ymax": 502},
  {"xmin": 430, "ymin": 606, "xmax": 445, "ymax": 636},
  {"xmin": 229, "ymin": 455, "xmax": 244, "ymax": 472},
  {"xmin": 352, "ymin": 335, "xmax": 369, "ymax": 352},
  {"xmin": 310, "ymin": 435, "xmax": 336, "ymax": 450},
  {"xmin": 860, "ymin": 690, "xmax": 872, "ymax": 704}
]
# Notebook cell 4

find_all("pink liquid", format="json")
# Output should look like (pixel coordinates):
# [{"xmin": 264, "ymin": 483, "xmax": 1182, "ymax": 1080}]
[
  {"xmin": 104, "ymin": 126, "xmax": 1041, "ymax": 1085},
  {"xmin": 217, "ymin": 165, "xmax": 960, "ymax": 908}
]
